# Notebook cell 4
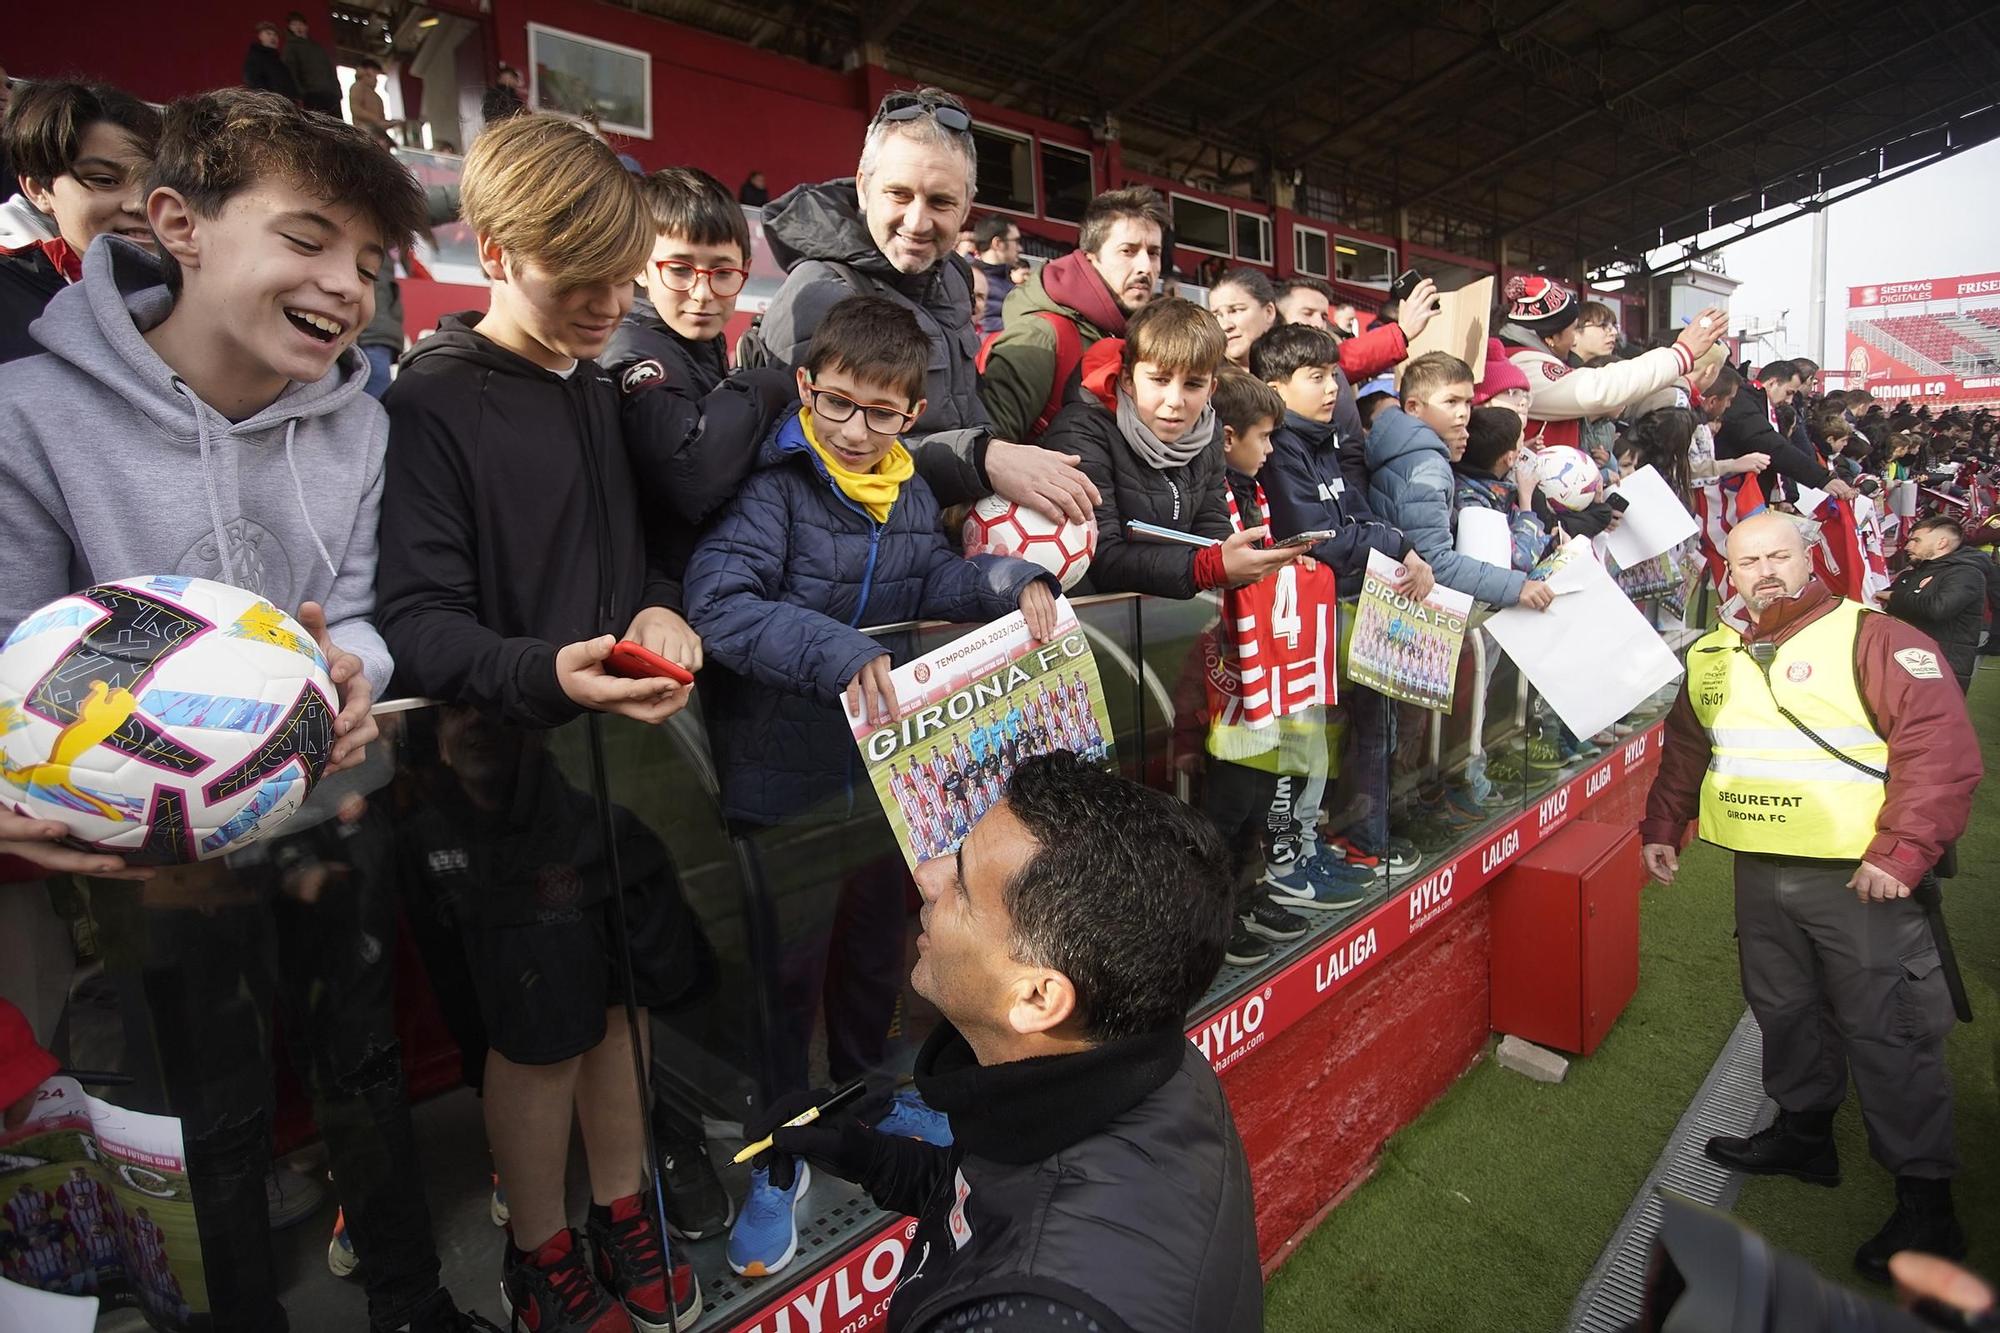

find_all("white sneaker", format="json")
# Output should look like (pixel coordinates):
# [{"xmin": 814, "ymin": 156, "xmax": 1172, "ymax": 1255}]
[{"xmin": 266, "ymin": 1167, "xmax": 325, "ymax": 1230}]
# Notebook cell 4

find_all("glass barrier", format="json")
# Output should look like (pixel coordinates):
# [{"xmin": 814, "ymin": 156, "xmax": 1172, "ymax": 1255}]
[{"xmin": 0, "ymin": 587, "xmax": 1683, "ymax": 1331}]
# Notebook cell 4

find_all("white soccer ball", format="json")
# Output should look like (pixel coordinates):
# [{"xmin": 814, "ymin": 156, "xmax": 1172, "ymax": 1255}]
[
  {"xmin": 961, "ymin": 495, "xmax": 1096, "ymax": 591},
  {"xmin": 0, "ymin": 577, "xmax": 337, "ymax": 864},
  {"xmin": 1532, "ymin": 445, "xmax": 1603, "ymax": 512}
]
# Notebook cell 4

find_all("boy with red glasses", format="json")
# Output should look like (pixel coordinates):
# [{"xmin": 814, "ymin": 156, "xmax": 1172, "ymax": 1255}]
[{"xmin": 604, "ymin": 166, "xmax": 791, "ymax": 670}]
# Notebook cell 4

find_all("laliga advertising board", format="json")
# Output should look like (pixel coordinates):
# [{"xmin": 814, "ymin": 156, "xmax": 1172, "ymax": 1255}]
[{"xmin": 844, "ymin": 597, "xmax": 1115, "ymax": 870}]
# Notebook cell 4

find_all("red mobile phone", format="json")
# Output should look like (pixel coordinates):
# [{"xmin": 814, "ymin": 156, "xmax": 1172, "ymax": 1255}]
[{"xmin": 604, "ymin": 640, "xmax": 695, "ymax": 685}]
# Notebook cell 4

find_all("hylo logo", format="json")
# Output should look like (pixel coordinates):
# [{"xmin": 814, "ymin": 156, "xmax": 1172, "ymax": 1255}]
[
  {"xmin": 1623, "ymin": 733, "xmax": 1650, "ymax": 768},
  {"xmin": 1537, "ymin": 788, "xmax": 1570, "ymax": 829},
  {"xmin": 1196, "ymin": 989, "xmax": 1268, "ymax": 1063},
  {"xmin": 741, "ymin": 1226, "xmax": 911, "ymax": 1333},
  {"xmin": 1407, "ymin": 865, "xmax": 1457, "ymax": 927}
]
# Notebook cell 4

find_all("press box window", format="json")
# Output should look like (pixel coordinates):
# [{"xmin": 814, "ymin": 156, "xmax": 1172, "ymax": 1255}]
[
  {"xmin": 1294, "ymin": 225, "xmax": 1329, "ymax": 278},
  {"xmin": 972, "ymin": 124, "xmax": 1036, "ymax": 216},
  {"xmin": 1235, "ymin": 211, "xmax": 1272, "ymax": 265},
  {"xmin": 1040, "ymin": 142, "xmax": 1093, "ymax": 224},
  {"xmin": 1334, "ymin": 235, "xmax": 1396, "ymax": 288},
  {"xmin": 1172, "ymin": 195, "xmax": 1231, "ymax": 256},
  {"xmin": 526, "ymin": 24, "xmax": 651, "ymax": 138}
]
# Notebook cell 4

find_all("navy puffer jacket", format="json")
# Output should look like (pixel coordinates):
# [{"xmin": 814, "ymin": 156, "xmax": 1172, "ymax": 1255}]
[{"xmin": 685, "ymin": 406, "xmax": 1054, "ymax": 825}]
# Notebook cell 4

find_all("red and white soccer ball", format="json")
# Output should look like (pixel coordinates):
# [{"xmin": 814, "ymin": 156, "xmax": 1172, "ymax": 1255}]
[
  {"xmin": 1532, "ymin": 445, "xmax": 1602, "ymax": 512},
  {"xmin": 961, "ymin": 495, "xmax": 1096, "ymax": 591}
]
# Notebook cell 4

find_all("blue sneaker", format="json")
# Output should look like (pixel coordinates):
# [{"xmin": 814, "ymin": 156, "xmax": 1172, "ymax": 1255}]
[
  {"xmin": 727, "ymin": 1160, "xmax": 812, "ymax": 1278},
  {"xmin": 873, "ymin": 1090, "xmax": 953, "ymax": 1146},
  {"xmin": 1263, "ymin": 854, "xmax": 1369, "ymax": 911}
]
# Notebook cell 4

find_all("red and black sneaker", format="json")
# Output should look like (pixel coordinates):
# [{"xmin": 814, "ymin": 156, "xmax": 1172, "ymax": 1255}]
[
  {"xmin": 498, "ymin": 1228, "xmax": 628, "ymax": 1333},
  {"xmin": 587, "ymin": 1194, "xmax": 702, "ymax": 1332}
]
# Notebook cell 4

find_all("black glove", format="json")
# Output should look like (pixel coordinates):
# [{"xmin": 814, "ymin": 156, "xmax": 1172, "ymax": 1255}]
[{"xmin": 744, "ymin": 1085, "xmax": 892, "ymax": 1189}]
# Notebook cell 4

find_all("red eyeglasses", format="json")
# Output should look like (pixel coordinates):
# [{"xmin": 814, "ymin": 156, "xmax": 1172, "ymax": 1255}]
[{"xmin": 653, "ymin": 260, "xmax": 749, "ymax": 297}]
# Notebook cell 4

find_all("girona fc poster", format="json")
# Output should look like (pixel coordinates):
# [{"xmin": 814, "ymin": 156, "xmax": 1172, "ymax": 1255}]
[
  {"xmin": 844, "ymin": 596, "xmax": 1115, "ymax": 869},
  {"xmin": 1344, "ymin": 550, "xmax": 1473, "ymax": 712}
]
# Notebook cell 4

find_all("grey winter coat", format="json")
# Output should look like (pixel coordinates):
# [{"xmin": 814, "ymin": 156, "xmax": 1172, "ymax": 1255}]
[{"xmin": 1364, "ymin": 405, "xmax": 1529, "ymax": 607}]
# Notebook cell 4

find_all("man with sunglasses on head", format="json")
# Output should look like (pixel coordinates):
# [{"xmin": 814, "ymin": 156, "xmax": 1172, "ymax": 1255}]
[
  {"xmin": 757, "ymin": 87, "xmax": 1101, "ymax": 525},
  {"xmin": 606, "ymin": 167, "xmax": 797, "ymax": 632}
]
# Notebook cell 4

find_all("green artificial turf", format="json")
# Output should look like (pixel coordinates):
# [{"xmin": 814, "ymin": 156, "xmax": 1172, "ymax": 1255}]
[{"xmin": 1262, "ymin": 668, "xmax": 2000, "ymax": 1332}]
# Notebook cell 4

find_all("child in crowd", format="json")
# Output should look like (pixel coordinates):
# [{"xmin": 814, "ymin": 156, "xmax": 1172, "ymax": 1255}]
[
  {"xmin": 684, "ymin": 294, "xmax": 1057, "ymax": 1280},
  {"xmin": 1196, "ymin": 369, "xmax": 1330, "ymax": 962},
  {"xmin": 0, "ymin": 87, "xmax": 475, "ymax": 1333},
  {"xmin": 1364, "ymin": 351, "xmax": 1553, "ymax": 611},
  {"xmin": 375, "ymin": 113, "xmax": 701, "ymax": 1332},
  {"xmin": 603, "ymin": 164, "xmax": 793, "ymax": 654},
  {"xmin": 0, "ymin": 80, "xmax": 161, "ymax": 361},
  {"xmin": 1044, "ymin": 296, "xmax": 1299, "ymax": 599},
  {"xmin": 1250, "ymin": 322, "xmax": 1429, "ymax": 885}
]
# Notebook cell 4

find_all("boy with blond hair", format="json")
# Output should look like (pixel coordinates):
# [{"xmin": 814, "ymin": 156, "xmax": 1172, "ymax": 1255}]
[{"xmin": 376, "ymin": 114, "xmax": 698, "ymax": 1332}]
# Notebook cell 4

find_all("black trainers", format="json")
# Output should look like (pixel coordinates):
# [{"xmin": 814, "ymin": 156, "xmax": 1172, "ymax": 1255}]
[
  {"xmin": 1224, "ymin": 921, "xmax": 1273, "ymax": 966},
  {"xmin": 1243, "ymin": 898, "xmax": 1310, "ymax": 942},
  {"xmin": 1703, "ymin": 1110, "xmax": 1840, "ymax": 1186},
  {"xmin": 374, "ymin": 1288, "xmax": 503, "ymax": 1333},
  {"xmin": 655, "ymin": 1113, "xmax": 735, "ymax": 1242},
  {"xmin": 1854, "ymin": 1176, "xmax": 1966, "ymax": 1284}
]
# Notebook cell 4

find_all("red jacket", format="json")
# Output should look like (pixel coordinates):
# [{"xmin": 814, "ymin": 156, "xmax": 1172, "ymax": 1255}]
[
  {"xmin": 1338, "ymin": 322, "xmax": 1406, "ymax": 382},
  {"xmin": 1640, "ymin": 580, "xmax": 1981, "ymax": 885}
]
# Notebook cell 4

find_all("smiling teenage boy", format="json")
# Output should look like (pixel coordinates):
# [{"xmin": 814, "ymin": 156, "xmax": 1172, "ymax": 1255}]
[
  {"xmin": 0, "ymin": 80, "xmax": 162, "ymax": 361},
  {"xmin": 375, "ymin": 114, "xmax": 700, "ymax": 1333},
  {"xmin": 0, "ymin": 88, "xmax": 491, "ymax": 1333}
]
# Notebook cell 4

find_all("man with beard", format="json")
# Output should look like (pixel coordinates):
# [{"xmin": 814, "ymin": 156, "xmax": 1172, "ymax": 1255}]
[
  {"xmin": 1641, "ymin": 512, "xmax": 1978, "ymax": 1282},
  {"xmin": 980, "ymin": 186, "xmax": 1170, "ymax": 446}
]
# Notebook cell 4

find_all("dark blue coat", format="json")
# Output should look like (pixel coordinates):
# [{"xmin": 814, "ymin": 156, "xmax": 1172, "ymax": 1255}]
[{"xmin": 685, "ymin": 406, "xmax": 1052, "ymax": 825}]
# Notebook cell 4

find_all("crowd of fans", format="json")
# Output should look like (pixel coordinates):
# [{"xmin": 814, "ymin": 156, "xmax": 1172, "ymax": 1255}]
[{"xmin": 0, "ymin": 56, "xmax": 1996, "ymax": 1333}]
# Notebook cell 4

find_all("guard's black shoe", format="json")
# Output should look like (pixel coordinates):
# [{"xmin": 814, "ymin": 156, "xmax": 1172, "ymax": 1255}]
[
  {"xmin": 1854, "ymin": 1175, "xmax": 1966, "ymax": 1284},
  {"xmin": 1703, "ymin": 1110, "xmax": 1840, "ymax": 1186}
]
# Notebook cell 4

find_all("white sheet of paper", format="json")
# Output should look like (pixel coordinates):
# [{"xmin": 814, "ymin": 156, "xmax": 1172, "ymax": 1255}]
[
  {"xmin": 1454, "ymin": 507, "xmax": 1513, "ymax": 569},
  {"xmin": 1793, "ymin": 483, "xmax": 1829, "ymax": 516},
  {"xmin": 1602, "ymin": 465, "xmax": 1699, "ymax": 568},
  {"xmin": 1890, "ymin": 480, "xmax": 1918, "ymax": 517},
  {"xmin": 1487, "ymin": 539, "xmax": 1683, "ymax": 738},
  {"xmin": 0, "ymin": 1280, "xmax": 97, "ymax": 1333}
]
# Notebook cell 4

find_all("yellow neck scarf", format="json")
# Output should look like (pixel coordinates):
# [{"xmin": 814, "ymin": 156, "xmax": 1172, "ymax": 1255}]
[{"xmin": 802, "ymin": 408, "xmax": 914, "ymax": 523}]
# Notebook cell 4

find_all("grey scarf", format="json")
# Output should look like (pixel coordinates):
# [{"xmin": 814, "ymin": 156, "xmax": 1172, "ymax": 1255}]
[{"xmin": 1116, "ymin": 387, "xmax": 1215, "ymax": 471}]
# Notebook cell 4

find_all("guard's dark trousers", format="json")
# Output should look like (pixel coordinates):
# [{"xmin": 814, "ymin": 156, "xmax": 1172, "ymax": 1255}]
[{"xmin": 1734, "ymin": 853, "xmax": 1958, "ymax": 1176}]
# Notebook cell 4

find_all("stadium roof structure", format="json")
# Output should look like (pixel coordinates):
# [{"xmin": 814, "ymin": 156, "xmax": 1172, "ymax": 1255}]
[{"xmin": 631, "ymin": 0, "xmax": 2000, "ymax": 277}]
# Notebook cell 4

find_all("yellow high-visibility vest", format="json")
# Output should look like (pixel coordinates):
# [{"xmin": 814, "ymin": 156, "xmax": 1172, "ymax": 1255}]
[{"xmin": 1685, "ymin": 598, "xmax": 1887, "ymax": 860}]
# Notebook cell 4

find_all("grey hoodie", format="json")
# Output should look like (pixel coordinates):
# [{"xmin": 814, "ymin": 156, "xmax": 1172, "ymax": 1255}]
[{"xmin": 0, "ymin": 236, "xmax": 394, "ymax": 820}]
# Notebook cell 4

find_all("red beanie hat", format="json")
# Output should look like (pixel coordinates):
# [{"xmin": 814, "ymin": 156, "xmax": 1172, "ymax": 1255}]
[
  {"xmin": 0, "ymin": 997, "xmax": 58, "ymax": 1111},
  {"xmin": 1473, "ymin": 337, "xmax": 1530, "ymax": 405},
  {"xmin": 1503, "ymin": 274, "xmax": 1578, "ymax": 335}
]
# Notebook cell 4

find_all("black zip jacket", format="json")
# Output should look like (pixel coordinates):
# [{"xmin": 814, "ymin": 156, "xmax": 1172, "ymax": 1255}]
[
  {"xmin": 376, "ymin": 314, "xmax": 676, "ymax": 726},
  {"xmin": 1884, "ymin": 545, "xmax": 1988, "ymax": 687},
  {"xmin": 0, "ymin": 244, "xmax": 66, "ymax": 364},
  {"xmin": 1714, "ymin": 381, "xmax": 1830, "ymax": 499},
  {"xmin": 1261, "ymin": 409, "xmax": 1408, "ymax": 596}
]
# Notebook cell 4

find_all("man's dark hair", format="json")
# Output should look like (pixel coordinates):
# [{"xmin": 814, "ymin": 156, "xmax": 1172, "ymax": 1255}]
[
  {"xmin": 5, "ymin": 81, "xmax": 163, "ymax": 190},
  {"xmin": 148, "ymin": 88, "xmax": 426, "ymax": 296},
  {"xmin": 1377, "ymin": 298, "xmax": 1402, "ymax": 322},
  {"xmin": 803, "ymin": 294, "xmax": 929, "ymax": 403},
  {"xmin": 1708, "ymin": 365, "xmax": 1741, "ymax": 403},
  {"xmin": 1356, "ymin": 389, "xmax": 1396, "ymax": 429},
  {"xmin": 636, "ymin": 166, "xmax": 750, "ymax": 260},
  {"xmin": 1820, "ymin": 389, "xmax": 1849, "ymax": 411},
  {"xmin": 1912, "ymin": 515, "xmax": 1964, "ymax": 544},
  {"xmin": 1077, "ymin": 185, "xmax": 1168, "ymax": 255},
  {"xmin": 1248, "ymin": 321, "xmax": 1339, "ymax": 383},
  {"xmin": 1274, "ymin": 275, "xmax": 1333, "ymax": 304},
  {"xmin": 1464, "ymin": 406, "xmax": 1524, "ymax": 472},
  {"xmin": 1759, "ymin": 358, "xmax": 1800, "ymax": 385},
  {"xmin": 1792, "ymin": 356, "xmax": 1818, "ymax": 377},
  {"xmin": 286, "ymin": 10, "xmax": 307, "ymax": 23},
  {"xmin": 972, "ymin": 215, "xmax": 1015, "ymax": 250},
  {"xmin": 1001, "ymin": 753, "xmax": 1233, "ymax": 1040}
]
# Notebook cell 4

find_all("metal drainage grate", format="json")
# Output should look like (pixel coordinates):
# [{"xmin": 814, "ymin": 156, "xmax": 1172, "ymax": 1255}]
[{"xmin": 1568, "ymin": 1008, "xmax": 1772, "ymax": 1333}]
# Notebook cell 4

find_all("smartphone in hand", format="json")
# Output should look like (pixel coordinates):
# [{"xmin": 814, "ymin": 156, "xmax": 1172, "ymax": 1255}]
[{"xmin": 604, "ymin": 640, "xmax": 695, "ymax": 685}]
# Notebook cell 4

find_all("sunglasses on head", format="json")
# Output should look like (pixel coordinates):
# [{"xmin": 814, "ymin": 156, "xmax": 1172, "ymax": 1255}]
[{"xmin": 877, "ymin": 91, "xmax": 973, "ymax": 134}]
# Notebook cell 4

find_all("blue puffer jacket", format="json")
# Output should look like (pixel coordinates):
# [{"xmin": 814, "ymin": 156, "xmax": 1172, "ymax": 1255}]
[
  {"xmin": 685, "ymin": 406, "xmax": 1053, "ymax": 825},
  {"xmin": 1364, "ymin": 406, "xmax": 1528, "ymax": 607}
]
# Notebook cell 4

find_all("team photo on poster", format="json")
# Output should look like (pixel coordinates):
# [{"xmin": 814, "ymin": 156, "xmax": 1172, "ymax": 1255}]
[
  {"xmin": 1344, "ymin": 550, "xmax": 1472, "ymax": 712},
  {"xmin": 847, "ymin": 599, "xmax": 1116, "ymax": 868}
]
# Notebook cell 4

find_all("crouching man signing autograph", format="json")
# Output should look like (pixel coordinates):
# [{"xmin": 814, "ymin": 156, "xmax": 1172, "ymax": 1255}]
[{"xmin": 756, "ymin": 752, "xmax": 1262, "ymax": 1331}]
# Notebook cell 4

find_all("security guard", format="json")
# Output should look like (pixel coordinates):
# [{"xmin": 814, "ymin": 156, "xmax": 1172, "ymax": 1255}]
[{"xmin": 1641, "ymin": 511, "xmax": 1981, "ymax": 1281}]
